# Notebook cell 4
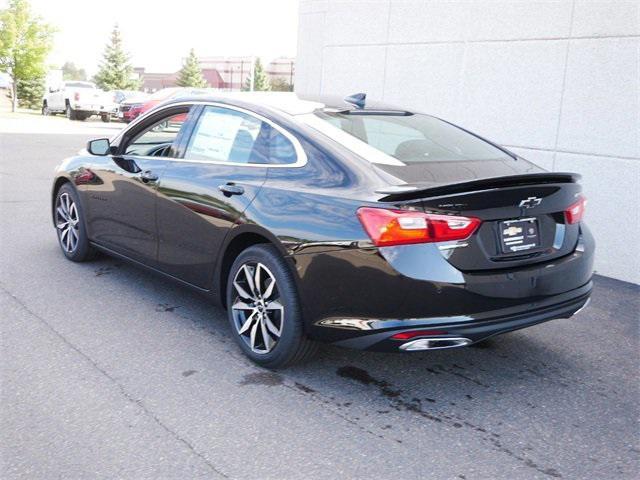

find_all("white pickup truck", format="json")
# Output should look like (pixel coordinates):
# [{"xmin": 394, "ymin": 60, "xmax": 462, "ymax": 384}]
[{"xmin": 42, "ymin": 81, "xmax": 111, "ymax": 121}]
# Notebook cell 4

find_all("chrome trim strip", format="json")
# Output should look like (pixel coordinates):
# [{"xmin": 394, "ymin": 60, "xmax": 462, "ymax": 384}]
[
  {"xmin": 437, "ymin": 242, "xmax": 469, "ymax": 251},
  {"xmin": 112, "ymin": 101, "xmax": 308, "ymax": 168}
]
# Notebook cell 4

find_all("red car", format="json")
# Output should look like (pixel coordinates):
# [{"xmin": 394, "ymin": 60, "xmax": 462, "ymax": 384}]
[{"xmin": 118, "ymin": 87, "xmax": 210, "ymax": 123}]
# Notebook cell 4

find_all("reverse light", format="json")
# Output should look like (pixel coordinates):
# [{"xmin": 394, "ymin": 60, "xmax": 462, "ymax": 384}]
[
  {"xmin": 357, "ymin": 207, "xmax": 481, "ymax": 247},
  {"xmin": 565, "ymin": 196, "xmax": 586, "ymax": 224}
]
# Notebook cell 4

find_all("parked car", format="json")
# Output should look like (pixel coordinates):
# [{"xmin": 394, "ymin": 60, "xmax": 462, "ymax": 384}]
[
  {"xmin": 42, "ymin": 81, "xmax": 108, "ymax": 121},
  {"xmin": 100, "ymin": 90, "xmax": 148, "ymax": 122},
  {"xmin": 118, "ymin": 87, "xmax": 209, "ymax": 123},
  {"xmin": 51, "ymin": 92, "xmax": 594, "ymax": 368}
]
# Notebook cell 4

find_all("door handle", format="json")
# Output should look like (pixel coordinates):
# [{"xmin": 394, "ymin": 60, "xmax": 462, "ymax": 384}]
[
  {"xmin": 218, "ymin": 183, "xmax": 245, "ymax": 196},
  {"xmin": 140, "ymin": 170, "xmax": 159, "ymax": 182}
]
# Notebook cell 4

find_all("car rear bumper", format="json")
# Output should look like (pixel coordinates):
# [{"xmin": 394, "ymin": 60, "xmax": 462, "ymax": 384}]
[
  {"xmin": 73, "ymin": 104, "xmax": 100, "ymax": 113},
  {"xmin": 325, "ymin": 283, "xmax": 591, "ymax": 351},
  {"xmin": 291, "ymin": 225, "xmax": 595, "ymax": 349}
]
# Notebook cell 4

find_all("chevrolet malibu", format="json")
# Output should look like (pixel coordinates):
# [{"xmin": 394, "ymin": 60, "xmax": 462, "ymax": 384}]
[{"xmin": 51, "ymin": 92, "xmax": 594, "ymax": 368}]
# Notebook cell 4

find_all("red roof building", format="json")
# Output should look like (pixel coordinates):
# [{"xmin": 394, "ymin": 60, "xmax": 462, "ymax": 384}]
[{"xmin": 134, "ymin": 67, "xmax": 226, "ymax": 92}]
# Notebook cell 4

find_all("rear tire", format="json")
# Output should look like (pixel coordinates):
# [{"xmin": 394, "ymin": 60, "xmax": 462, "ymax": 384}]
[
  {"xmin": 226, "ymin": 244, "xmax": 318, "ymax": 368},
  {"xmin": 54, "ymin": 184, "xmax": 96, "ymax": 262},
  {"xmin": 42, "ymin": 102, "xmax": 50, "ymax": 116},
  {"xmin": 65, "ymin": 103, "xmax": 76, "ymax": 120}
]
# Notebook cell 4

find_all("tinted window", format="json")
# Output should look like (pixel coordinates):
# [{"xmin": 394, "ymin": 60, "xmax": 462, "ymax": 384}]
[
  {"xmin": 314, "ymin": 111, "xmax": 511, "ymax": 163},
  {"xmin": 124, "ymin": 111, "xmax": 189, "ymax": 157},
  {"xmin": 184, "ymin": 106, "xmax": 297, "ymax": 165}
]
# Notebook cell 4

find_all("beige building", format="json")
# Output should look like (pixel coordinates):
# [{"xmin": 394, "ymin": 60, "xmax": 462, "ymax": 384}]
[
  {"xmin": 266, "ymin": 57, "xmax": 296, "ymax": 87},
  {"xmin": 198, "ymin": 56, "xmax": 296, "ymax": 90},
  {"xmin": 198, "ymin": 56, "xmax": 256, "ymax": 91}
]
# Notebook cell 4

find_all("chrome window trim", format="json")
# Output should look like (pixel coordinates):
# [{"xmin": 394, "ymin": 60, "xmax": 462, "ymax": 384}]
[{"xmin": 115, "ymin": 101, "xmax": 308, "ymax": 169}]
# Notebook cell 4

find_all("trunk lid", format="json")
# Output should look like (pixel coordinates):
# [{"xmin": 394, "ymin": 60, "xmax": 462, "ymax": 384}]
[{"xmin": 376, "ymin": 173, "xmax": 583, "ymax": 272}]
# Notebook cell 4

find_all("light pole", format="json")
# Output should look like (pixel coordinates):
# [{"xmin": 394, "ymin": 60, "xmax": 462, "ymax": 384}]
[{"xmin": 289, "ymin": 60, "xmax": 294, "ymax": 90}]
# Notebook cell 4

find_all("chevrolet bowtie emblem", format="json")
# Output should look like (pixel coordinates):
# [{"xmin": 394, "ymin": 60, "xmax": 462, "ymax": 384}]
[
  {"xmin": 504, "ymin": 226, "xmax": 523, "ymax": 236},
  {"xmin": 519, "ymin": 197, "xmax": 542, "ymax": 209}
]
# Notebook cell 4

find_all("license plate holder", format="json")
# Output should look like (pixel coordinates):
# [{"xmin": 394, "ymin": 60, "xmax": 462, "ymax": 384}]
[{"xmin": 499, "ymin": 217, "xmax": 540, "ymax": 253}]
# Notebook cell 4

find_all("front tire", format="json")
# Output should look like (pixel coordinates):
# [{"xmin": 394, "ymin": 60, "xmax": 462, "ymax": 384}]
[
  {"xmin": 54, "ymin": 184, "xmax": 96, "ymax": 262},
  {"xmin": 101, "ymin": 113, "xmax": 111, "ymax": 123},
  {"xmin": 42, "ymin": 102, "xmax": 50, "ymax": 116},
  {"xmin": 226, "ymin": 244, "xmax": 317, "ymax": 368}
]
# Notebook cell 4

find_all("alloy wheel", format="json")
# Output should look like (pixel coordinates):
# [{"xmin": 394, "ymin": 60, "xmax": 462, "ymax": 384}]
[
  {"xmin": 55, "ymin": 192, "xmax": 80, "ymax": 253},
  {"xmin": 231, "ymin": 262, "xmax": 284, "ymax": 354}
]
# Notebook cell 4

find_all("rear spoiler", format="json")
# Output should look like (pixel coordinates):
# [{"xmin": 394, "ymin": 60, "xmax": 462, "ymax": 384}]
[{"xmin": 376, "ymin": 172, "xmax": 580, "ymax": 201}]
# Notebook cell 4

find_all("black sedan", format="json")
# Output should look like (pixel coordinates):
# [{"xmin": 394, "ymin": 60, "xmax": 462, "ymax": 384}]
[{"xmin": 51, "ymin": 92, "xmax": 594, "ymax": 367}]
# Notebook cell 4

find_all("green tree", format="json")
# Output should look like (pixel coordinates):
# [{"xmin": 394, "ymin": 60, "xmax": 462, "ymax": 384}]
[
  {"xmin": 16, "ymin": 75, "xmax": 44, "ymax": 109},
  {"xmin": 243, "ymin": 57, "xmax": 270, "ymax": 92},
  {"xmin": 270, "ymin": 77, "xmax": 293, "ymax": 92},
  {"xmin": 0, "ymin": 0, "xmax": 55, "ymax": 112},
  {"xmin": 176, "ymin": 49, "xmax": 207, "ymax": 88},
  {"xmin": 61, "ymin": 61, "xmax": 86, "ymax": 81},
  {"xmin": 93, "ymin": 24, "xmax": 139, "ymax": 91}
]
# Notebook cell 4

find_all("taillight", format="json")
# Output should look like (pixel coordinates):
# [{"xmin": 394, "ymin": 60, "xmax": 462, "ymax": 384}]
[
  {"xmin": 73, "ymin": 92, "xmax": 80, "ymax": 101},
  {"xmin": 565, "ymin": 196, "xmax": 586, "ymax": 224},
  {"xmin": 357, "ymin": 207, "xmax": 481, "ymax": 247}
]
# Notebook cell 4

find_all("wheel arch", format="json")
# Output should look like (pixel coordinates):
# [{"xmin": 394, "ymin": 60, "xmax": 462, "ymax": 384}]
[
  {"xmin": 216, "ymin": 225, "xmax": 291, "ymax": 308},
  {"xmin": 51, "ymin": 176, "xmax": 72, "ymax": 225}
]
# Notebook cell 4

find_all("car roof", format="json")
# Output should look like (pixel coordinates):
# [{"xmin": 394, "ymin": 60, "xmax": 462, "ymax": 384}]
[{"xmin": 159, "ymin": 91, "xmax": 410, "ymax": 117}]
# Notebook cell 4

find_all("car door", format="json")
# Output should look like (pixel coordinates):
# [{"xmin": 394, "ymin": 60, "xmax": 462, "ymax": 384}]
[
  {"xmin": 155, "ymin": 104, "xmax": 279, "ymax": 288},
  {"xmin": 84, "ymin": 105, "xmax": 195, "ymax": 266},
  {"xmin": 49, "ymin": 83, "xmax": 64, "ymax": 111}
]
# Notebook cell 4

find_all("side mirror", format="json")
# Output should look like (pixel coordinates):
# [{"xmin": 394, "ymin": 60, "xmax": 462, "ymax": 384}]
[
  {"xmin": 87, "ymin": 138, "xmax": 110, "ymax": 156},
  {"xmin": 48, "ymin": 87, "xmax": 55, "ymax": 93}
]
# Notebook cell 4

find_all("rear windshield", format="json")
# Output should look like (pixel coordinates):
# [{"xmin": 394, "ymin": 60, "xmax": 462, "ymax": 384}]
[{"xmin": 313, "ymin": 111, "xmax": 512, "ymax": 163}]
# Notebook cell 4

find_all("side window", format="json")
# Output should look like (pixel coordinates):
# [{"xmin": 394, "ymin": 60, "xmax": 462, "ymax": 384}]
[
  {"xmin": 263, "ymin": 123, "xmax": 297, "ymax": 164},
  {"xmin": 184, "ymin": 106, "xmax": 298, "ymax": 165},
  {"xmin": 124, "ymin": 111, "xmax": 189, "ymax": 157}
]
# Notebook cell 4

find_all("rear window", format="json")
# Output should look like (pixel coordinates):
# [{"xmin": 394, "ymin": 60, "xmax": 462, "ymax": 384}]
[
  {"xmin": 65, "ymin": 82, "xmax": 95, "ymax": 89},
  {"xmin": 313, "ymin": 111, "xmax": 512, "ymax": 163}
]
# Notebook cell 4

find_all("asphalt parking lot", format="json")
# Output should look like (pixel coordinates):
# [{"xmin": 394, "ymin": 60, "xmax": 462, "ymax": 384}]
[{"xmin": 1, "ymin": 112, "xmax": 639, "ymax": 480}]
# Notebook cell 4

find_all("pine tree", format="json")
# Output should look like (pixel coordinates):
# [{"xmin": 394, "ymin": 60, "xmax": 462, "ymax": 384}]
[
  {"xmin": 93, "ymin": 25, "xmax": 139, "ymax": 91},
  {"xmin": 176, "ymin": 49, "xmax": 207, "ymax": 88},
  {"xmin": 243, "ymin": 58, "xmax": 270, "ymax": 92},
  {"xmin": 16, "ymin": 74, "xmax": 45, "ymax": 109}
]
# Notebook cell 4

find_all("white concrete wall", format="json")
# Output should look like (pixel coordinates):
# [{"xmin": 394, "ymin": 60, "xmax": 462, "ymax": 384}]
[{"xmin": 296, "ymin": 0, "xmax": 640, "ymax": 284}]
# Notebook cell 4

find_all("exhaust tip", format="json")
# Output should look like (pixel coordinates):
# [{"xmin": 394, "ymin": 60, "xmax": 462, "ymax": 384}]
[{"xmin": 399, "ymin": 337, "xmax": 472, "ymax": 351}]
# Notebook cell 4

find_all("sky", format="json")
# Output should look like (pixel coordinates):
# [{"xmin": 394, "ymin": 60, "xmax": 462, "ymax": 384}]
[{"xmin": 8, "ymin": 0, "xmax": 300, "ymax": 74}]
